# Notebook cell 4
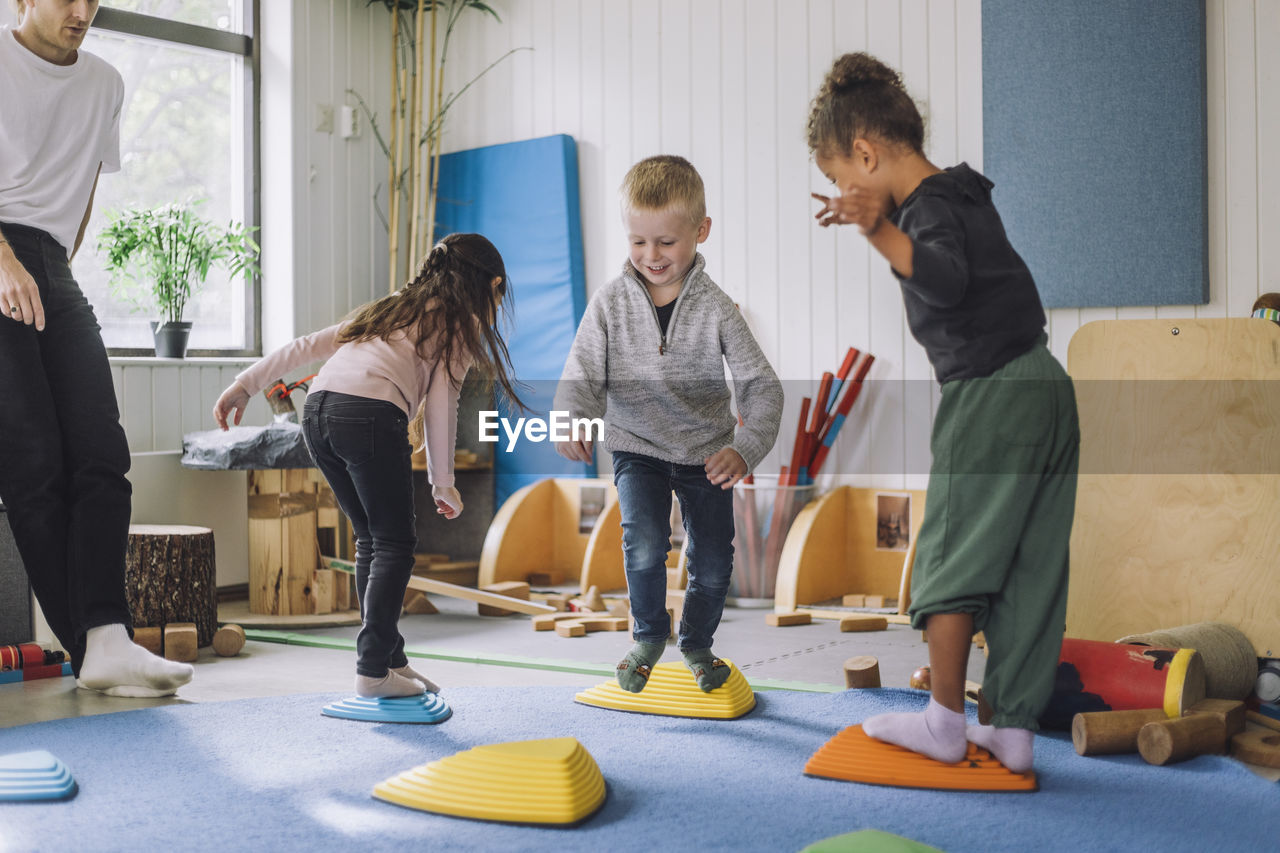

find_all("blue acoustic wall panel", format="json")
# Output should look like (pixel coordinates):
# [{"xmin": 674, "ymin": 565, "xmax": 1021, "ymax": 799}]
[
  {"xmin": 434, "ymin": 134, "xmax": 593, "ymax": 507},
  {"xmin": 982, "ymin": 0, "xmax": 1207, "ymax": 308}
]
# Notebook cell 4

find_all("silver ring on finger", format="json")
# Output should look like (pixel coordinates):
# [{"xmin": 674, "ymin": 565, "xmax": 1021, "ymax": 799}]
[{"xmin": 9, "ymin": 305, "xmax": 19, "ymax": 315}]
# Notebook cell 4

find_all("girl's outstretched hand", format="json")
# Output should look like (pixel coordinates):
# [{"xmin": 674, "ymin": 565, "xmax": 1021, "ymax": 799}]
[
  {"xmin": 705, "ymin": 448, "xmax": 747, "ymax": 490},
  {"xmin": 432, "ymin": 485, "xmax": 463, "ymax": 519},
  {"xmin": 812, "ymin": 187, "xmax": 887, "ymax": 236},
  {"xmin": 212, "ymin": 382, "xmax": 251, "ymax": 430}
]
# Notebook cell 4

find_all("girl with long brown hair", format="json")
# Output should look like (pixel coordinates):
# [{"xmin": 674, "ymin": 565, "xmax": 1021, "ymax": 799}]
[{"xmin": 214, "ymin": 232, "xmax": 523, "ymax": 698}]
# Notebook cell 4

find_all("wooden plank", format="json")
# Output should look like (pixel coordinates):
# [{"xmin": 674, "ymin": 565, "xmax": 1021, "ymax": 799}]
[
  {"xmin": 325, "ymin": 557, "xmax": 554, "ymax": 616},
  {"xmin": 796, "ymin": 607, "xmax": 911, "ymax": 626},
  {"xmin": 1066, "ymin": 319, "xmax": 1280, "ymax": 656}
]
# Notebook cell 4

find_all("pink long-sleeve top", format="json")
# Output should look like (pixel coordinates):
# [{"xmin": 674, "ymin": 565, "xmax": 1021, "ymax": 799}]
[{"xmin": 234, "ymin": 323, "xmax": 467, "ymax": 487}]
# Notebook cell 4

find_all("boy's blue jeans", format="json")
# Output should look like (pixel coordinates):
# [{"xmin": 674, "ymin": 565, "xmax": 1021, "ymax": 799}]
[
  {"xmin": 611, "ymin": 450, "xmax": 735, "ymax": 651},
  {"xmin": 303, "ymin": 391, "xmax": 417, "ymax": 678}
]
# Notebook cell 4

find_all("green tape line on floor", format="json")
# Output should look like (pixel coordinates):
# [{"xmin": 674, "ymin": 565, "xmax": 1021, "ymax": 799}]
[{"xmin": 242, "ymin": 629, "xmax": 841, "ymax": 693}]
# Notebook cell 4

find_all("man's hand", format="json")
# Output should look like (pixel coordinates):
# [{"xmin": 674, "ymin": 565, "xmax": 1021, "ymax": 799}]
[
  {"xmin": 0, "ymin": 243, "xmax": 46, "ymax": 331},
  {"xmin": 705, "ymin": 448, "xmax": 748, "ymax": 490},
  {"xmin": 432, "ymin": 485, "xmax": 463, "ymax": 519},
  {"xmin": 556, "ymin": 436, "xmax": 594, "ymax": 464},
  {"xmin": 212, "ymin": 382, "xmax": 251, "ymax": 430},
  {"xmin": 811, "ymin": 186, "xmax": 890, "ymax": 236}
]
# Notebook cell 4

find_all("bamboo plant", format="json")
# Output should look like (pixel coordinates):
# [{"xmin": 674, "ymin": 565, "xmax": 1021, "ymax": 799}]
[
  {"xmin": 97, "ymin": 201, "xmax": 259, "ymax": 325},
  {"xmin": 357, "ymin": 0, "xmax": 527, "ymax": 293}
]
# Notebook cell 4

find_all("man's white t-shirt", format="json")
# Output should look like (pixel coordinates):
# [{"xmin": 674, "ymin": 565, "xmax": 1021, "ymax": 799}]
[{"xmin": 0, "ymin": 25, "xmax": 124, "ymax": 255}]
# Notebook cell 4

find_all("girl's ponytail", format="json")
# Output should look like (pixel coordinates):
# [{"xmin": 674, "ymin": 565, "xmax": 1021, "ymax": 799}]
[{"xmin": 808, "ymin": 52, "xmax": 924, "ymax": 158}]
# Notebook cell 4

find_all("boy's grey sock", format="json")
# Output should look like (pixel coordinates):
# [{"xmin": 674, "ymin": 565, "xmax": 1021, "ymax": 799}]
[
  {"xmin": 616, "ymin": 641, "xmax": 664, "ymax": 693},
  {"xmin": 681, "ymin": 648, "xmax": 732, "ymax": 692}
]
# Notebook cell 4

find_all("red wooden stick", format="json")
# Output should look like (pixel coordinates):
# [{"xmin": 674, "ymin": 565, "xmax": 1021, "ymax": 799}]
[
  {"xmin": 785, "ymin": 397, "xmax": 811, "ymax": 486},
  {"xmin": 824, "ymin": 347, "xmax": 860, "ymax": 416},
  {"xmin": 809, "ymin": 354, "xmax": 876, "ymax": 477}
]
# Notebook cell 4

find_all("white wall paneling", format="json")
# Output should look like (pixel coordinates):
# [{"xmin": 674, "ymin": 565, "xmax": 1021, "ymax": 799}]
[{"xmin": 107, "ymin": 0, "xmax": 1278, "ymax": 585}]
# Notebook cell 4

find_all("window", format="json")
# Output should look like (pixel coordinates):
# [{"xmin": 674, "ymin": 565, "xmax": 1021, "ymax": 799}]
[{"xmin": 74, "ymin": 1, "xmax": 258, "ymax": 355}]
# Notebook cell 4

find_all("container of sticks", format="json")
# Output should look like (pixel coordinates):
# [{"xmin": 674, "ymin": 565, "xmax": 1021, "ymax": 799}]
[{"xmin": 728, "ymin": 483, "xmax": 816, "ymax": 606}]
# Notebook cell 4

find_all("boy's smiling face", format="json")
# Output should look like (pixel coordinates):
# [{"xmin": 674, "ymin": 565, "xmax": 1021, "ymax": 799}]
[{"xmin": 624, "ymin": 206, "xmax": 711, "ymax": 291}]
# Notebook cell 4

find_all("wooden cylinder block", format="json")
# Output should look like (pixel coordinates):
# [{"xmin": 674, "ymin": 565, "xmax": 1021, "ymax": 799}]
[
  {"xmin": 1137, "ymin": 714, "xmax": 1226, "ymax": 765},
  {"xmin": 1072, "ymin": 709, "xmax": 1169, "ymax": 756},
  {"xmin": 212, "ymin": 624, "xmax": 246, "ymax": 657},
  {"xmin": 132, "ymin": 626, "xmax": 163, "ymax": 656},
  {"xmin": 125, "ymin": 524, "xmax": 216, "ymax": 646},
  {"xmin": 843, "ymin": 655, "xmax": 881, "ymax": 689}
]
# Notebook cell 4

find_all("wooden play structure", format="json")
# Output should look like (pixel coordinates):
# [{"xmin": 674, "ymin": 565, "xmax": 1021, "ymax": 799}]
[
  {"xmin": 1066, "ymin": 319, "xmax": 1280, "ymax": 658},
  {"xmin": 773, "ymin": 486, "xmax": 925, "ymax": 618},
  {"xmin": 479, "ymin": 477, "xmax": 687, "ymax": 594}
]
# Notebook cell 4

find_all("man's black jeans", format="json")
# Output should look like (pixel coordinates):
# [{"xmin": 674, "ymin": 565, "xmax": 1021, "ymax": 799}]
[{"xmin": 0, "ymin": 221, "xmax": 134, "ymax": 673}]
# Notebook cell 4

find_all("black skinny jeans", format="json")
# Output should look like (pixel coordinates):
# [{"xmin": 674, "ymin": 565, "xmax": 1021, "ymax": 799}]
[
  {"xmin": 302, "ymin": 390, "xmax": 418, "ymax": 677},
  {"xmin": 0, "ymin": 222, "xmax": 134, "ymax": 673}
]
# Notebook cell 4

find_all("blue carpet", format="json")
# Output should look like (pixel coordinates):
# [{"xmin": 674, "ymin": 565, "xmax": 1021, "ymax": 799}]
[{"xmin": 0, "ymin": 688, "xmax": 1275, "ymax": 852}]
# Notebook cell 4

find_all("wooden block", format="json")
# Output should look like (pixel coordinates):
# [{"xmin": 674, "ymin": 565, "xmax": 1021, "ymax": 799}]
[
  {"xmin": 1185, "ymin": 698, "xmax": 1246, "ymax": 740},
  {"xmin": 765, "ymin": 612, "xmax": 811, "ymax": 627},
  {"xmin": 607, "ymin": 598, "xmax": 631, "ymax": 618},
  {"xmin": 839, "ymin": 615, "xmax": 889, "ymax": 632},
  {"xmin": 843, "ymin": 655, "xmax": 881, "ymax": 689},
  {"xmin": 1072, "ymin": 709, "xmax": 1169, "ymax": 756},
  {"xmin": 163, "ymin": 622, "xmax": 198, "ymax": 662},
  {"xmin": 1230, "ymin": 729, "xmax": 1280, "ymax": 769},
  {"xmin": 212, "ymin": 624, "xmax": 246, "ymax": 657},
  {"xmin": 842, "ymin": 594, "xmax": 866, "ymax": 607},
  {"xmin": 526, "ymin": 571, "xmax": 565, "ymax": 586},
  {"xmin": 540, "ymin": 593, "xmax": 571, "ymax": 612},
  {"xmin": 402, "ymin": 592, "xmax": 439, "ymax": 615},
  {"xmin": 973, "ymin": 631, "xmax": 987, "ymax": 649},
  {"xmin": 478, "ymin": 581, "xmax": 531, "ymax": 617},
  {"xmin": 864, "ymin": 594, "xmax": 886, "ymax": 608},
  {"xmin": 582, "ymin": 585, "xmax": 606, "ymax": 612},
  {"xmin": 132, "ymin": 626, "xmax": 163, "ymax": 656},
  {"xmin": 1247, "ymin": 710, "xmax": 1280, "ymax": 733},
  {"xmin": 555, "ymin": 621, "xmax": 587, "ymax": 638},
  {"xmin": 532, "ymin": 613, "xmax": 591, "ymax": 631},
  {"xmin": 572, "ymin": 616, "xmax": 629, "ymax": 632},
  {"xmin": 1138, "ymin": 714, "xmax": 1227, "ymax": 765}
]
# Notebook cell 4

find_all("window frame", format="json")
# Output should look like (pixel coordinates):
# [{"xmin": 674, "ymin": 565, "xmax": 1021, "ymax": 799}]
[{"xmin": 94, "ymin": 2, "xmax": 262, "ymax": 358}]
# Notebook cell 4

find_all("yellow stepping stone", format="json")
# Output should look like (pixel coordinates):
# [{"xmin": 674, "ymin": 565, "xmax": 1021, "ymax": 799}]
[
  {"xmin": 574, "ymin": 660, "xmax": 756, "ymax": 719},
  {"xmin": 373, "ymin": 737, "xmax": 606, "ymax": 825}
]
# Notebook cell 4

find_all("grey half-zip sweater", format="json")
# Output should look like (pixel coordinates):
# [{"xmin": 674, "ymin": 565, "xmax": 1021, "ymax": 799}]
[{"xmin": 554, "ymin": 254, "xmax": 783, "ymax": 471}]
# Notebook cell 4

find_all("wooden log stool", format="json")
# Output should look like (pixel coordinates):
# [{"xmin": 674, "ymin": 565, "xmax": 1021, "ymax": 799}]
[{"xmin": 125, "ymin": 524, "xmax": 216, "ymax": 647}]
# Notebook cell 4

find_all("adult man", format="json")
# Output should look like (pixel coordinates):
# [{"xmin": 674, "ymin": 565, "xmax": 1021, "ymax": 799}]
[{"xmin": 0, "ymin": 0, "xmax": 192, "ymax": 696}]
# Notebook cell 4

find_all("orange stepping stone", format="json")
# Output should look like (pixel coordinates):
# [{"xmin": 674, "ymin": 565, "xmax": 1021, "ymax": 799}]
[{"xmin": 804, "ymin": 725, "xmax": 1038, "ymax": 792}]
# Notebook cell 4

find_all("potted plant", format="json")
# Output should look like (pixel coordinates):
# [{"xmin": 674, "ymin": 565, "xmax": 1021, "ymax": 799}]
[{"xmin": 97, "ymin": 202, "xmax": 259, "ymax": 358}]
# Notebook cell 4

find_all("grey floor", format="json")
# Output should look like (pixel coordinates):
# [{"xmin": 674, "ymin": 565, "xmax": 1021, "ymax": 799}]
[{"xmin": 0, "ymin": 595, "xmax": 976, "ymax": 729}]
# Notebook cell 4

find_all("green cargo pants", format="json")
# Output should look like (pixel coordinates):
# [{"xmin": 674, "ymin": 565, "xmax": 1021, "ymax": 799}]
[{"xmin": 908, "ymin": 338, "xmax": 1079, "ymax": 729}]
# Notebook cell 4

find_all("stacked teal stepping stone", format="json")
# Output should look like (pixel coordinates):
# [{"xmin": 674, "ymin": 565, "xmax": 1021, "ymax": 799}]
[
  {"xmin": 0, "ymin": 750, "xmax": 77, "ymax": 802},
  {"xmin": 321, "ymin": 693, "xmax": 451, "ymax": 724}
]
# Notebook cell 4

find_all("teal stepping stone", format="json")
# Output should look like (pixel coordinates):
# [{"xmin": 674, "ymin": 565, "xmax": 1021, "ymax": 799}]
[
  {"xmin": 0, "ymin": 750, "xmax": 77, "ymax": 802},
  {"xmin": 321, "ymin": 693, "xmax": 451, "ymax": 724}
]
